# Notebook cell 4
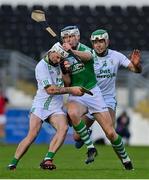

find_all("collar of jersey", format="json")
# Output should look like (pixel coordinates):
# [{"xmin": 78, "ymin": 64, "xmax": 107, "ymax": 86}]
[{"xmin": 95, "ymin": 48, "xmax": 108, "ymax": 57}]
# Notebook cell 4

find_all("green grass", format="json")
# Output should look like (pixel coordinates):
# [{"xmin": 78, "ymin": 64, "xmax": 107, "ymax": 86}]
[{"xmin": 0, "ymin": 144, "xmax": 149, "ymax": 179}]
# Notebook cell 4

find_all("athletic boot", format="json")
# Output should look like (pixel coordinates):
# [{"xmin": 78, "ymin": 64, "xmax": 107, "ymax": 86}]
[
  {"xmin": 85, "ymin": 147, "xmax": 98, "ymax": 164},
  {"xmin": 7, "ymin": 164, "xmax": 16, "ymax": 170},
  {"xmin": 40, "ymin": 159, "xmax": 56, "ymax": 170},
  {"xmin": 123, "ymin": 161, "xmax": 134, "ymax": 170}
]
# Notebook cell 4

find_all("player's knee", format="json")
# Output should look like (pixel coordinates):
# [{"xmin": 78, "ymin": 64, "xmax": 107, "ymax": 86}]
[
  {"xmin": 67, "ymin": 110, "xmax": 80, "ymax": 125},
  {"xmin": 58, "ymin": 124, "xmax": 68, "ymax": 136},
  {"xmin": 67, "ymin": 109, "xmax": 79, "ymax": 119},
  {"xmin": 26, "ymin": 131, "xmax": 38, "ymax": 143}
]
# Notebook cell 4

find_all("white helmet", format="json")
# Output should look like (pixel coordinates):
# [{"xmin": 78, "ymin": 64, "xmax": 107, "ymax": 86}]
[
  {"xmin": 61, "ymin": 26, "xmax": 80, "ymax": 38},
  {"xmin": 48, "ymin": 42, "xmax": 69, "ymax": 58}
]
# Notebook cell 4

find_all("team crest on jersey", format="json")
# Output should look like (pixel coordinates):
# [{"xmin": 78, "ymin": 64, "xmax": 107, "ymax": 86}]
[
  {"xmin": 102, "ymin": 60, "xmax": 107, "ymax": 67},
  {"xmin": 110, "ymin": 59, "xmax": 114, "ymax": 65}
]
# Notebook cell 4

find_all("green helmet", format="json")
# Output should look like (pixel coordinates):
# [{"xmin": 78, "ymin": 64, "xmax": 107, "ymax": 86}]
[{"xmin": 91, "ymin": 29, "xmax": 109, "ymax": 41}]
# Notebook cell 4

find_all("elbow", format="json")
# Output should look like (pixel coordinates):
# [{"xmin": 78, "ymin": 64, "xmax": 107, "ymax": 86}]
[
  {"xmin": 81, "ymin": 52, "xmax": 92, "ymax": 61},
  {"xmin": 86, "ymin": 53, "xmax": 92, "ymax": 61}
]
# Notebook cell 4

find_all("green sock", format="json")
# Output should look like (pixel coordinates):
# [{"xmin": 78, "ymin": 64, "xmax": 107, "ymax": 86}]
[
  {"xmin": 44, "ymin": 152, "xmax": 55, "ymax": 160},
  {"xmin": 112, "ymin": 135, "xmax": 130, "ymax": 163},
  {"xmin": 10, "ymin": 157, "xmax": 19, "ymax": 166},
  {"xmin": 73, "ymin": 120, "xmax": 94, "ymax": 149}
]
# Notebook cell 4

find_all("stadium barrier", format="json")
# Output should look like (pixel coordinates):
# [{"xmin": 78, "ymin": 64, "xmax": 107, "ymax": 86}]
[{"xmin": 5, "ymin": 109, "xmax": 74, "ymax": 144}]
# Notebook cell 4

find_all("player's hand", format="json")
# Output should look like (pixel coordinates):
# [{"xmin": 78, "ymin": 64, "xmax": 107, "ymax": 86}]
[
  {"xmin": 60, "ymin": 60, "xmax": 71, "ymax": 74},
  {"xmin": 130, "ymin": 49, "xmax": 141, "ymax": 66},
  {"xmin": 63, "ymin": 60, "xmax": 71, "ymax": 69},
  {"xmin": 70, "ymin": 86, "xmax": 84, "ymax": 96},
  {"xmin": 80, "ymin": 87, "xmax": 93, "ymax": 96},
  {"xmin": 62, "ymin": 43, "xmax": 72, "ymax": 52}
]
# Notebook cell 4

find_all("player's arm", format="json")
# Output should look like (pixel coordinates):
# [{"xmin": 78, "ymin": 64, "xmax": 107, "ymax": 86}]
[
  {"xmin": 60, "ymin": 60, "xmax": 71, "ymax": 86},
  {"xmin": 62, "ymin": 74, "xmax": 71, "ymax": 87},
  {"xmin": 62, "ymin": 43, "xmax": 92, "ymax": 61},
  {"xmin": 44, "ymin": 85, "xmax": 84, "ymax": 96},
  {"xmin": 128, "ymin": 62, "xmax": 142, "ymax": 73},
  {"xmin": 127, "ymin": 49, "xmax": 142, "ymax": 73},
  {"xmin": 70, "ymin": 49, "xmax": 92, "ymax": 61}
]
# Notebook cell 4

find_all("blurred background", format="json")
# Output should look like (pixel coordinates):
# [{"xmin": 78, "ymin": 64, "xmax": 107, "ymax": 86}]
[{"xmin": 0, "ymin": 0, "xmax": 149, "ymax": 146}]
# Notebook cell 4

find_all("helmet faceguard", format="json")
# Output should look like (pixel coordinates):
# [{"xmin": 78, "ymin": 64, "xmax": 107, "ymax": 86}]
[{"xmin": 61, "ymin": 26, "xmax": 80, "ymax": 38}]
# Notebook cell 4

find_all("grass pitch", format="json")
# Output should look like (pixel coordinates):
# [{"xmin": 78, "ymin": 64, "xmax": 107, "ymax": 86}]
[{"xmin": 0, "ymin": 144, "xmax": 148, "ymax": 179}]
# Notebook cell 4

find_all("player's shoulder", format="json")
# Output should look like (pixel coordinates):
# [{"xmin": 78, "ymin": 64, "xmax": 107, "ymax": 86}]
[
  {"xmin": 109, "ymin": 49, "xmax": 124, "ymax": 56},
  {"xmin": 78, "ymin": 43, "xmax": 92, "ymax": 52},
  {"xmin": 35, "ymin": 59, "xmax": 47, "ymax": 70},
  {"xmin": 109, "ymin": 49, "xmax": 122, "ymax": 55},
  {"xmin": 108, "ymin": 49, "xmax": 126, "ymax": 58}
]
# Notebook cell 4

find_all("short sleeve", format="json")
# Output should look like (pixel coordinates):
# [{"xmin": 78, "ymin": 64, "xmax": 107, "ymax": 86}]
[
  {"xmin": 35, "ymin": 63, "xmax": 52, "ymax": 88},
  {"xmin": 118, "ymin": 52, "xmax": 131, "ymax": 68}
]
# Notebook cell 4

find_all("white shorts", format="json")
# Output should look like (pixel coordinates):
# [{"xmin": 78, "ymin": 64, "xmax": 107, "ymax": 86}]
[
  {"xmin": 86, "ymin": 96, "xmax": 117, "ymax": 121},
  {"xmin": 68, "ymin": 85, "xmax": 108, "ymax": 114},
  {"xmin": 30, "ymin": 107, "xmax": 66, "ymax": 121},
  {"xmin": 104, "ymin": 96, "xmax": 117, "ymax": 111},
  {"xmin": 0, "ymin": 115, "xmax": 7, "ymax": 124},
  {"xmin": 31, "ymin": 94, "xmax": 66, "ymax": 121}
]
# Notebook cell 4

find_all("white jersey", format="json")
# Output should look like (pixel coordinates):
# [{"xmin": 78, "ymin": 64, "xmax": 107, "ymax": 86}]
[
  {"xmin": 93, "ymin": 49, "xmax": 131, "ymax": 98},
  {"xmin": 32, "ymin": 59, "xmax": 64, "ymax": 110}
]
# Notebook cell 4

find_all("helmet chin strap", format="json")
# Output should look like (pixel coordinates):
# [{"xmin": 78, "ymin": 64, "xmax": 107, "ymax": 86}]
[
  {"xmin": 48, "ymin": 59, "xmax": 59, "ymax": 67},
  {"xmin": 96, "ymin": 48, "xmax": 108, "ymax": 57}
]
